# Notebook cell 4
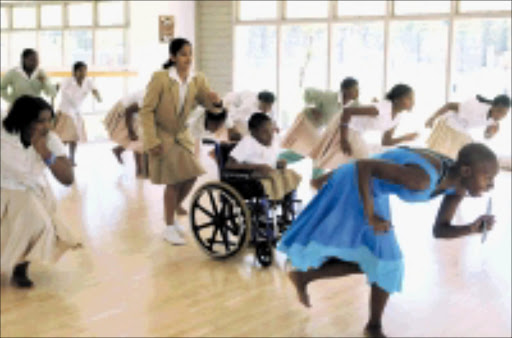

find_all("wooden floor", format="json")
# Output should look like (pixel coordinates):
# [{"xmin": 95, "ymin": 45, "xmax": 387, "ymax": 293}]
[{"xmin": 1, "ymin": 141, "xmax": 511, "ymax": 337}]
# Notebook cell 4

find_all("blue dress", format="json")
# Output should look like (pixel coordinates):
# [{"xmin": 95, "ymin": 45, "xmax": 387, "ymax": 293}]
[{"xmin": 277, "ymin": 147, "xmax": 454, "ymax": 294}]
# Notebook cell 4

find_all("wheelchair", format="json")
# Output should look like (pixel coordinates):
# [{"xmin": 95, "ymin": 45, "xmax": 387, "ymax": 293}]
[{"xmin": 188, "ymin": 139, "xmax": 302, "ymax": 267}]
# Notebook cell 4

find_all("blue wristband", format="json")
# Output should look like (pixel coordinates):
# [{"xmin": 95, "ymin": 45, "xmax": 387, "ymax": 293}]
[{"xmin": 44, "ymin": 153, "xmax": 57, "ymax": 166}]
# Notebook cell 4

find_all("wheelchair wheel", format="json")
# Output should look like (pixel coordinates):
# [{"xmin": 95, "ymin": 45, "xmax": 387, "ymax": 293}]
[
  {"xmin": 255, "ymin": 242, "xmax": 273, "ymax": 268},
  {"xmin": 190, "ymin": 181, "xmax": 250, "ymax": 259}
]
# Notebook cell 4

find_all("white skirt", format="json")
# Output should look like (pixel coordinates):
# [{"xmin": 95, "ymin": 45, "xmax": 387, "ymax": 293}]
[{"xmin": 0, "ymin": 185, "xmax": 81, "ymax": 278}]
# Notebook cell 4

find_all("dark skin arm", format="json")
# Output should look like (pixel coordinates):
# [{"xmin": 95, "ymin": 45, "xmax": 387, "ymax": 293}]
[
  {"xmin": 225, "ymin": 157, "xmax": 274, "ymax": 178},
  {"xmin": 425, "ymin": 102, "xmax": 459, "ymax": 127},
  {"xmin": 432, "ymin": 193, "xmax": 495, "ymax": 239},
  {"xmin": 32, "ymin": 132, "xmax": 74, "ymax": 186},
  {"xmin": 381, "ymin": 126, "xmax": 419, "ymax": 147},
  {"xmin": 357, "ymin": 159, "xmax": 430, "ymax": 232},
  {"xmin": 124, "ymin": 103, "xmax": 140, "ymax": 140}
]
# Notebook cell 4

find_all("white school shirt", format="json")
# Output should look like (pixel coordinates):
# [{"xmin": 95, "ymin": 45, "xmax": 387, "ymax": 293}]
[
  {"xmin": 1, "ymin": 126, "xmax": 67, "ymax": 191},
  {"xmin": 349, "ymin": 100, "xmax": 402, "ymax": 133},
  {"xmin": 230, "ymin": 134, "xmax": 279, "ymax": 168},
  {"xmin": 121, "ymin": 90, "xmax": 145, "ymax": 109},
  {"xmin": 168, "ymin": 67, "xmax": 196, "ymax": 113},
  {"xmin": 58, "ymin": 77, "xmax": 96, "ymax": 116},
  {"xmin": 188, "ymin": 107, "xmax": 219, "ymax": 140},
  {"xmin": 445, "ymin": 97, "xmax": 497, "ymax": 134},
  {"xmin": 223, "ymin": 91, "xmax": 276, "ymax": 128}
]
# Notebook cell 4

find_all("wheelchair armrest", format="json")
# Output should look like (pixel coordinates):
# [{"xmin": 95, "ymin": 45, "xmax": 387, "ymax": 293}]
[
  {"xmin": 221, "ymin": 169, "xmax": 255, "ymax": 180},
  {"xmin": 202, "ymin": 138, "xmax": 217, "ymax": 145}
]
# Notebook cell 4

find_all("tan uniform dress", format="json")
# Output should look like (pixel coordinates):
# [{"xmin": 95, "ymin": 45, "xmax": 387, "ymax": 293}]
[{"xmin": 139, "ymin": 70, "xmax": 220, "ymax": 185}]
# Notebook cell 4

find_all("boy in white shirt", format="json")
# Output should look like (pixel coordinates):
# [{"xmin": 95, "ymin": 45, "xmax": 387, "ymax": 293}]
[{"xmin": 226, "ymin": 113, "xmax": 301, "ymax": 204}]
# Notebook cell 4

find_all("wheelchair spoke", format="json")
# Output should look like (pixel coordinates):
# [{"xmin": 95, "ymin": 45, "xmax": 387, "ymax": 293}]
[
  {"xmin": 196, "ymin": 202, "xmax": 215, "ymax": 219},
  {"xmin": 219, "ymin": 225, "xmax": 231, "ymax": 252},
  {"xmin": 207, "ymin": 189, "xmax": 219, "ymax": 216},
  {"xmin": 207, "ymin": 225, "xmax": 220, "ymax": 251},
  {"xmin": 196, "ymin": 221, "xmax": 216, "ymax": 230}
]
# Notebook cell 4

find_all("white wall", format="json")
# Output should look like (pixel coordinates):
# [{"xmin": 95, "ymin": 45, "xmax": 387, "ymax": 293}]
[{"xmin": 128, "ymin": 0, "xmax": 196, "ymax": 90}]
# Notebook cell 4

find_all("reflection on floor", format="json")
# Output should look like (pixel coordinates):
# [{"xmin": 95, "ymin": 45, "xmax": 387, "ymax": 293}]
[{"xmin": 1, "ymin": 141, "xmax": 510, "ymax": 337}]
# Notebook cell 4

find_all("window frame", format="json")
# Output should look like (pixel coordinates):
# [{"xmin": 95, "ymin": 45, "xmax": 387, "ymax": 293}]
[{"xmin": 234, "ymin": 0, "xmax": 511, "ymax": 119}]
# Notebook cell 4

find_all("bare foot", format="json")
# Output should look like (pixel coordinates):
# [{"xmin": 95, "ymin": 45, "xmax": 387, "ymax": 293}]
[
  {"xmin": 288, "ymin": 270, "xmax": 311, "ymax": 308},
  {"xmin": 364, "ymin": 323, "xmax": 387, "ymax": 338},
  {"xmin": 112, "ymin": 148, "xmax": 124, "ymax": 164},
  {"xmin": 177, "ymin": 206, "xmax": 188, "ymax": 216}
]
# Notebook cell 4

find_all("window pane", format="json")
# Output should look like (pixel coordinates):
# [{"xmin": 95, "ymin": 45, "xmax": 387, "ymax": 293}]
[
  {"xmin": 1, "ymin": 33, "xmax": 8, "ymax": 69},
  {"xmin": 280, "ymin": 24, "xmax": 328, "ymax": 129},
  {"xmin": 285, "ymin": 1, "xmax": 329, "ymax": 18},
  {"xmin": 459, "ymin": 1, "xmax": 512, "ymax": 12},
  {"xmin": 239, "ymin": 0, "xmax": 277, "ymax": 20},
  {"xmin": 41, "ymin": 5, "xmax": 62, "ymax": 27},
  {"xmin": 388, "ymin": 21, "xmax": 449, "ymax": 143},
  {"xmin": 451, "ymin": 19, "xmax": 511, "ymax": 101},
  {"xmin": 39, "ymin": 31, "xmax": 62, "ymax": 67},
  {"xmin": 12, "ymin": 7, "xmax": 36, "ymax": 29},
  {"xmin": 98, "ymin": 1, "xmax": 125, "ymax": 26},
  {"xmin": 338, "ymin": 1, "xmax": 386, "ymax": 16},
  {"xmin": 1, "ymin": 7, "xmax": 8, "ymax": 29},
  {"xmin": 332, "ymin": 22, "xmax": 384, "ymax": 103},
  {"xmin": 95, "ymin": 29, "xmax": 125, "ymax": 66},
  {"xmin": 10, "ymin": 31, "xmax": 37, "ymax": 67},
  {"xmin": 234, "ymin": 25, "xmax": 277, "ymax": 94},
  {"xmin": 65, "ymin": 30, "xmax": 93, "ymax": 65},
  {"xmin": 68, "ymin": 3, "xmax": 93, "ymax": 27},
  {"xmin": 394, "ymin": 1, "xmax": 451, "ymax": 15}
]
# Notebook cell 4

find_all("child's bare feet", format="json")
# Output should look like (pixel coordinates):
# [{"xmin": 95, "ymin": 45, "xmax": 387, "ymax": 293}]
[
  {"xmin": 364, "ymin": 323, "xmax": 387, "ymax": 338},
  {"xmin": 288, "ymin": 270, "xmax": 311, "ymax": 308},
  {"xmin": 177, "ymin": 205, "xmax": 188, "ymax": 216}
]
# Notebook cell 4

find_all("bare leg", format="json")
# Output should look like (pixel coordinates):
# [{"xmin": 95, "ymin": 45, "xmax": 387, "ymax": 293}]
[
  {"xmin": 176, "ymin": 178, "xmax": 196, "ymax": 216},
  {"xmin": 134, "ymin": 152, "xmax": 143, "ymax": 176},
  {"xmin": 69, "ymin": 142, "xmax": 77, "ymax": 166},
  {"xmin": 364, "ymin": 284, "xmax": 390, "ymax": 338},
  {"xmin": 164, "ymin": 184, "xmax": 178, "ymax": 225},
  {"xmin": 112, "ymin": 145, "xmax": 126, "ymax": 164},
  {"xmin": 288, "ymin": 258, "xmax": 362, "ymax": 307}
]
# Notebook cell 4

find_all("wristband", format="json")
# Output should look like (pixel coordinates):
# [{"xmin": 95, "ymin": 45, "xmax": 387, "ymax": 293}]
[{"xmin": 44, "ymin": 153, "xmax": 57, "ymax": 166}]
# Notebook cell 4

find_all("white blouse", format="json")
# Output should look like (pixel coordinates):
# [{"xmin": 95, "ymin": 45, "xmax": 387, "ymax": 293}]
[
  {"xmin": 168, "ymin": 67, "xmax": 196, "ymax": 113},
  {"xmin": 349, "ymin": 100, "xmax": 402, "ymax": 133},
  {"xmin": 58, "ymin": 77, "xmax": 96, "ymax": 116},
  {"xmin": 223, "ymin": 91, "xmax": 276, "ymax": 126},
  {"xmin": 445, "ymin": 97, "xmax": 497, "ymax": 133},
  {"xmin": 230, "ymin": 134, "xmax": 280, "ymax": 168},
  {"xmin": 1, "ymin": 126, "xmax": 67, "ymax": 191}
]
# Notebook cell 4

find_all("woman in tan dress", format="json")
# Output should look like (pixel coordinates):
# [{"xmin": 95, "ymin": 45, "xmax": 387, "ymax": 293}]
[
  {"xmin": 140, "ymin": 38, "xmax": 223, "ymax": 245},
  {"xmin": 1, "ymin": 96, "xmax": 81, "ymax": 288}
]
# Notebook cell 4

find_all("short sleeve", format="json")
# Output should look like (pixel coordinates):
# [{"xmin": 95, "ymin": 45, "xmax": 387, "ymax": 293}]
[
  {"xmin": 230, "ymin": 136, "xmax": 251, "ymax": 163},
  {"xmin": 47, "ymin": 131, "xmax": 67, "ymax": 157}
]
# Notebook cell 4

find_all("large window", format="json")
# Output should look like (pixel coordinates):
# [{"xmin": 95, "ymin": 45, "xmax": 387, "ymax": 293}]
[
  {"xmin": 1, "ymin": 1, "xmax": 130, "ymax": 141},
  {"xmin": 235, "ymin": 1, "xmax": 512, "ymax": 132}
]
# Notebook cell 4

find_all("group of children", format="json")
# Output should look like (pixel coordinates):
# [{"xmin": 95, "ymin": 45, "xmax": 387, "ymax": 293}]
[{"xmin": 1, "ymin": 38, "xmax": 511, "ymax": 338}]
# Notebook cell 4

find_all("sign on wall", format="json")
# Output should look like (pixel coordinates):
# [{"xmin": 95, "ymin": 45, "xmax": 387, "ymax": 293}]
[{"xmin": 159, "ymin": 15, "xmax": 174, "ymax": 43}]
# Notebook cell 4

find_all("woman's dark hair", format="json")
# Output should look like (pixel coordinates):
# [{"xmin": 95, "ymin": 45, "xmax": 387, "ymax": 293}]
[
  {"xmin": 476, "ymin": 94, "xmax": 511, "ymax": 108},
  {"xmin": 21, "ymin": 48, "xmax": 37, "ymax": 62},
  {"xmin": 257, "ymin": 91, "xmax": 275, "ymax": 104},
  {"xmin": 162, "ymin": 38, "xmax": 192, "ymax": 69},
  {"xmin": 205, "ymin": 108, "xmax": 227, "ymax": 123},
  {"xmin": 455, "ymin": 143, "xmax": 497, "ymax": 168},
  {"xmin": 73, "ymin": 61, "xmax": 87, "ymax": 73},
  {"xmin": 386, "ymin": 84, "xmax": 413, "ymax": 102},
  {"xmin": 3, "ymin": 95, "xmax": 55, "ymax": 135},
  {"xmin": 248, "ymin": 112, "xmax": 272, "ymax": 132},
  {"xmin": 340, "ymin": 77, "xmax": 358, "ymax": 91}
]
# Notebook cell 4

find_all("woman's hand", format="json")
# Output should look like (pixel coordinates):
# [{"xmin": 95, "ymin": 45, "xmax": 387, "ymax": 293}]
[
  {"xmin": 276, "ymin": 159, "xmax": 287, "ymax": 170},
  {"xmin": 425, "ymin": 117, "xmax": 436, "ymax": 128},
  {"xmin": 37, "ymin": 73, "xmax": 47, "ymax": 84},
  {"xmin": 341, "ymin": 138, "xmax": 353, "ymax": 156},
  {"xmin": 128, "ymin": 129, "xmax": 138, "ymax": 141},
  {"xmin": 149, "ymin": 144, "xmax": 163, "ymax": 157},
  {"xmin": 31, "ymin": 131, "xmax": 51, "ymax": 160},
  {"xmin": 470, "ymin": 215, "xmax": 496, "ymax": 234},
  {"xmin": 253, "ymin": 164, "xmax": 274, "ymax": 178},
  {"xmin": 207, "ymin": 91, "xmax": 221, "ymax": 105},
  {"xmin": 368, "ymin": 214, "xmax": 391, "ymax": 233},
  {"xmin": 484, "ymin": 124, "xmax": 499, "ymax": 139}
]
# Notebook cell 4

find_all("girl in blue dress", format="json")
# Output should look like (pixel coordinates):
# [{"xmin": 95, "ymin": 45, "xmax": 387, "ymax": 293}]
[{"xmin": 278, "ymin": 143, "xmax": 499, "ymax": 338}]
